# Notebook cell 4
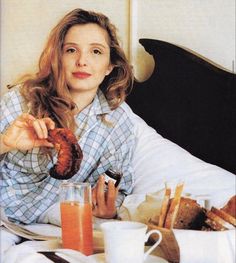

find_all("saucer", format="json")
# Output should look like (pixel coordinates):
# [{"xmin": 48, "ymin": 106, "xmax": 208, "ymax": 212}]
[{"xmin": 89, "ymin": 253, "xmax": 168, "ymax": 263}]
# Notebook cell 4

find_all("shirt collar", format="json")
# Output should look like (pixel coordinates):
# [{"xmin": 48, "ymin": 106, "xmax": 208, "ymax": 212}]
[
  {"xmin": 74, "ymin": 89, "xmax": 112, "ymax": 139},
  {"xmin": 91, "ymin": 89, "xmax": 111, "ymax": 116}
]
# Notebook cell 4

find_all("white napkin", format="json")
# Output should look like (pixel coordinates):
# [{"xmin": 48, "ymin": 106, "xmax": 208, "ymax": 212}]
[
  {"xmin": 3, "ymin": 240, "xmax": 97, "ymax": 263},
  {"xmin": 174, "ymin": 229, "xmax": 235, "ymax": 263},
  {"xmin": 118, "ymin": 191, "xmax": 164, "ymax": 224}
]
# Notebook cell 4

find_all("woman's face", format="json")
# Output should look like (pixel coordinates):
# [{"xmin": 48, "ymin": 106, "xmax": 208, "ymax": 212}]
[{"xmin": 62, "ymin": 23, "xmax": 113, "ymax": 95}]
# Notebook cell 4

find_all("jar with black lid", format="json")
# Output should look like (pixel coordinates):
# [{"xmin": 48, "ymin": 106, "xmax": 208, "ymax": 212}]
[{"xmin": 104, "ymin": 169, "xmax": 122, "ymax": 188}]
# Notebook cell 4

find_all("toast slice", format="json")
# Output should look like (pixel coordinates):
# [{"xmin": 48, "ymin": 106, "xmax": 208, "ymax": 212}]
[
  {"xmin": 173, "ymin": 197, "xmax": 206, "ymax": 230},
  {"xmin": 158, "ymin": 185, "xmax": 171, "ymax": 227},
  {"xmin": 204, "ymin": 196, "xmax": 236, "ymax": 231},
  {"xmin": 205, "ymin": 210, "xmax": 235, "ymax": 231},
  {"xmin": 164, "ymin": 182, "xmax": 184, "ymax": 229},
  {"xmin": 211, "ymin": 207, "xmax": 236, "ymax": 227},
  {"xmin": 221, "ymin": 195, "xmax": 236, "ymax": 218}
]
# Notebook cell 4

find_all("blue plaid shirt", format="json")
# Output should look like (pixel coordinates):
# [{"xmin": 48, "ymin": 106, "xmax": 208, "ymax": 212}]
[{"xmin": 0, "ymin": 87, "xmax": 136, "ymax": 224}]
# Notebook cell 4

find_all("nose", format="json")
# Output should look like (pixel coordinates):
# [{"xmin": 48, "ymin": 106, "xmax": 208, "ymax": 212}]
[{"xmin": 76, "ymin": 51, "xmax": 87, "ymax": 67}]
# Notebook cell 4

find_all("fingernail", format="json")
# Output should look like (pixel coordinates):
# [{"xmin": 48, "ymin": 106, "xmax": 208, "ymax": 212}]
[{"xmin": 100, "ymin": 175, "xmax": 104, "ymax": 180}]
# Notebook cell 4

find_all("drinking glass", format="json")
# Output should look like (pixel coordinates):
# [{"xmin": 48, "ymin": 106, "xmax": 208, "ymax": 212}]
[{"xmin": 60, "ymin": 182, "xmax": 93, "ymax": 256}]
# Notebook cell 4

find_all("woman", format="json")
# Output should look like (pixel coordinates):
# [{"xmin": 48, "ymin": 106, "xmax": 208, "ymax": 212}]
[{"xmin": 0, "ymin": 8, "xmax": 135, "ymax": 224}]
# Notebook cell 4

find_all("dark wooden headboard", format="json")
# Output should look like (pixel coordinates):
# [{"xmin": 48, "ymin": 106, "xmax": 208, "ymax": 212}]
[{"xmin": 127, "ymin": 39, "xmax": 236, "ymax": 174}]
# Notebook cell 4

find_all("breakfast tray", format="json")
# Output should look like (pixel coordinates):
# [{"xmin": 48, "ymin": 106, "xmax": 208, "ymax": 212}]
[{"xmin": 148, "ymin": 222, "xmax": 180, "ymax": 263}]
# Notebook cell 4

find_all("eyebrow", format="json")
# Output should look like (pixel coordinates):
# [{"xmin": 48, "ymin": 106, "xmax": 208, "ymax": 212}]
[{"xmin": 63, "ymin": 42, "xmax": 109, "ymax": 49}]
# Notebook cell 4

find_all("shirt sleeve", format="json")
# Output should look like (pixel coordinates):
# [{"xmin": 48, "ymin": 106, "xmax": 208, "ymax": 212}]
[
  {"xmin": 1, "ymin": 88, "xmax": 29, "ymax": 133},
  {"xmin": 101, "ymin": 109, "xmax": 136, "ymax": 208}
]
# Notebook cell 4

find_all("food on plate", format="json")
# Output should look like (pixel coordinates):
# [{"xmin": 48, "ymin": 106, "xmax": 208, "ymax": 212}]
[
  {"xmin": 156, "ymin": 182, "xmax": 206, "ymax": 230},
  {"xmin": 211, "ymin": 207, "xmax": 236, "ymax": 227},
  {"xmin": 205, "ymin": 209, "xmax": 235, "ymax": 231},
  {"xmin": 48, "ymin": 128, "xmax": 83, "ymax": 179},
  {"xmin": 221, "ymin": 195, "xmax": 236, "ymax": 218},
  {"xmin": 164, "ymin": 183, "xmax": 184, "ymax": 229},
  {"xmin": 154, "ymin": 183, "xmax": 235, "ymax": 231},
  {"xmin": 158, "ymin": 185, "xmax": 171, "ymax": 227},
  {"xmin": 204, "ymin": 195, "xmax": 236, "ymax": 231},
  {"xmin": 170, "ymin": 197, "xmax": 206, "ymax": 230}
]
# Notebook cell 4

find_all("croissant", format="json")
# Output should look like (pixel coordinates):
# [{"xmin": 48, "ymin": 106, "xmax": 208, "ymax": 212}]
[{"xmin": 48, "ymin": 128, "xmax": 83, "ymax": 179}]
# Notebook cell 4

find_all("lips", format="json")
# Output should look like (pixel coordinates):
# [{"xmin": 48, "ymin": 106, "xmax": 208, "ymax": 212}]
[{"xmin": 72, "ymin": 71, "xmax": 91, "ymax": 79}]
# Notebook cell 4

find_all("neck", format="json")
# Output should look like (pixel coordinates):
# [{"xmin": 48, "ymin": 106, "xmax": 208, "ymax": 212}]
[{"xmin": 71, "ymin": 90, "xmax": 97, "ymax": 113}]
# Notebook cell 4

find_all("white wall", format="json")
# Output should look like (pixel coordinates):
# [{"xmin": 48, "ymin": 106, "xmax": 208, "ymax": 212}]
[
  {"xmin": 1, "ymin": 0, "xmax": 235, "ymax": 93},
  {"xmin": 132, "ymin": 0, "xmax": 235, "ymax": 80}
]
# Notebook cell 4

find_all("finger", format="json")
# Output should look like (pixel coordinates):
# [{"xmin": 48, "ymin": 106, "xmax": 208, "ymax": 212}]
[
  {"xmin": 38, "ymin": 118, "xmax": 55, "ymax": 138},
  {"xmin": 20, "ymin": 113, "xmax": 37, "ymax": 126},
  {"xmin": 20, "ymin": 114, "xmax": 54, "ymax": 134},
  {"xmin": 96, "ymin": 175, "xmax": 106, "ymax": 208},
  {"xmin": 20, "ymin": 113, "xmax": 36, "ymax": 121},
  {"xmin": 35, "ymin": 118, "xmax": 55, "ymax": 138},
  {"xmin": 13, "ymin": 119, "xmax": 29, "ymax": 129},
  {"xmin": 13, "ymin": 114, "xmax": 36, "ymax": 128},
  {"xmin": 42, "ymin": 117, "xmax": 55, "ymax": 130},
  {"xmin": 106, "ymin": 180, "xmax": 117, "ymax": 209},
  {"xmin": 32, "ymin": 119, "xmax": 48, "ymax": 139},
  {"xmin": 92, "ymin": 186, "xmax": 97, "ymax": 208}
]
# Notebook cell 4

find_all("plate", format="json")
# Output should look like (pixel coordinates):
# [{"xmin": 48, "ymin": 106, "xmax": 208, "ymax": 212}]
[{"xmin": 89, "ymin": 253, "xmax": 168, "ymax": 263}]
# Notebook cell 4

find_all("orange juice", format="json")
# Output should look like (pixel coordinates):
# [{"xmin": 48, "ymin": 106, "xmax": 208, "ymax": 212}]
[{"xmin": 60, "ymin": 201, "xmax": 93, "ymax": 255}]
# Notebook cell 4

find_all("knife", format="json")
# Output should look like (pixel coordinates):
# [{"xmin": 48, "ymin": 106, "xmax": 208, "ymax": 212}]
[{"xmin": 38, "ymin": 251, "xmax": 70, "ymax": 263}]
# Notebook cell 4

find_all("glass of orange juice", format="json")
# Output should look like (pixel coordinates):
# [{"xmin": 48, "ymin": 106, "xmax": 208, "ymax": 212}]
[{"xmin": 59, "ymin": 182, "xmax": 93, "ymax": 256}]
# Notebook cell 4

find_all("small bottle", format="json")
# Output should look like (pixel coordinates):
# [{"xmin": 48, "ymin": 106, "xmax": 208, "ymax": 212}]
[{"xmin": 104, "ymin": 169, "xmax": 122, "ymax": 188}]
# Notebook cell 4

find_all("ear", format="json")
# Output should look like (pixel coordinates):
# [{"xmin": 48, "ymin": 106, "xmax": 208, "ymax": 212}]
[{"xmin": 105, "ymin": 64, "xmax": 114, "ymax": 76}]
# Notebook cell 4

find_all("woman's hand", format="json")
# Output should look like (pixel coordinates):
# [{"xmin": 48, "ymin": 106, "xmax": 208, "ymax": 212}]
[
  {"xmin": 92, "ymin": 175, "xmax": 118, "ymax": 219},
  {"xmin": 1, "ymin": 113, "xmax": 55, "ymax": 153}
]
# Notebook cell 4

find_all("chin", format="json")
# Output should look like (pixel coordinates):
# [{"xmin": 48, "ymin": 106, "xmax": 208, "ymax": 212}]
[{"xmin": 69, "ymin": 84, "xmax": 96, "ymax": 93}]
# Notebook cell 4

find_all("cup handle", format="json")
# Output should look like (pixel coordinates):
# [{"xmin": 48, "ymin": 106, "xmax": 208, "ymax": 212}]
[{"xmin": 144, "ymin": 229, "xmax": 162, "ymax": 260}]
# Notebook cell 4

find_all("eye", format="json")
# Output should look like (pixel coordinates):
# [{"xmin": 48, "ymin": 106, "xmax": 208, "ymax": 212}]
[
  {"xmin": 93, "ymin": 49, "xmax": 102, "ymax": 55},
  {"xmin": 65, "ymin": 47, "xmax": 77, "ymax": 53}
]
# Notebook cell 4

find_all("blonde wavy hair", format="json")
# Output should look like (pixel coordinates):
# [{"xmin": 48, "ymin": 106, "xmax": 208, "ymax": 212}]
[{"xmin": 19, "ymin": 8, "xmax": 133, "ymax": 131}]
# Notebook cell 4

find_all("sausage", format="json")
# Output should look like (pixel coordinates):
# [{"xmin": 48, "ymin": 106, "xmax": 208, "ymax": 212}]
[{"xmin": 48, "ymin": 128, "xmax": 83, "ymax": 179}]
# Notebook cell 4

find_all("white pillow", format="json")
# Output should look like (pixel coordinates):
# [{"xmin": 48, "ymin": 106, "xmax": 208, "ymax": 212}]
[{"xmin": 125, "ymin": 104, "xmax": 235, "ymax": 208}]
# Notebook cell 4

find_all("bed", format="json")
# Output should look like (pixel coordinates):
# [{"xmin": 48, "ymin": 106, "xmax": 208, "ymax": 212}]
[
  {"xmin": 127, "ymin": 38, "xmax": 236, "ymax": 175},
  {"xmin": 1, "ymin": 39, "xmax": 235, "ymax": 263}
]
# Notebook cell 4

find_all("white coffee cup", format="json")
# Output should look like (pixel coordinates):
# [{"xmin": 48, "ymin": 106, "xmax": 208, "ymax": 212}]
[{"xmin": 101, "ymin": 221, "xmax": 162, "ymax": 263}]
